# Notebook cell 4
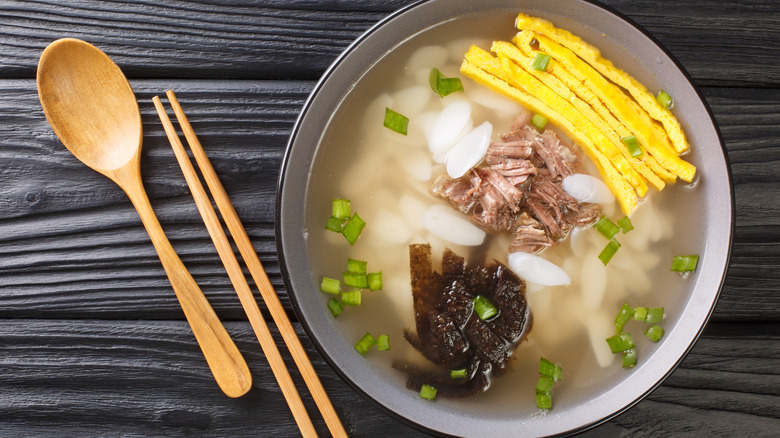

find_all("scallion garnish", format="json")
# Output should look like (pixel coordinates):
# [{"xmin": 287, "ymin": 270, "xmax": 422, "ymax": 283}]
[
  {"xmin": 530, "ymin": 113, "xmax": 548, "ymax": 131},
  {"xmin": 326, "ymin": 198, "xmax": 352, "ymax": 232},
  {"xmin": 657, "ymin": 90, "xmax": 673, "ymax": 109},
  {"xmin": 450, "ymin": 369, "xmax": 467, "ymax": 379},
  {"xmin": 633, "ymin": 306, "xmax": 648, "ymax": 321},
  {"xmin": 473, "ymin": 295, "xmax": 498, "ymax": 320},
  {"xmin": 621, "ymin": 134, "xmax": 643, "ymax": 157},
  {"xmin": 367, "ymin": 272, "xmax": 383, "ymax": 291},
  {"xmin": 320, "ymin": 277, "xmax": 341, "ymax": 295},
  {"xmin": 377, "ymin": 334, "xmax": 390, "ymax": 351},
  {"xmin": 539, "ymin": 357, "xmax": 556, "ymax": 378},
  {"xmin": 341, "ymin": 290, "xmax": 362, "ymax": 307},
  {"xmin": 327, "ymin": 298, "xmax": 343, "ymax": 318},
  {"xmin": 605, "ymin": 332, "xmax": 635, "ymax": 353},
  {"xmin": 346, "ymin": 258, "xmax": 367, "ymax": 274},
  {"xmin": 645, "ymin": 324, "xmax": 665, "ymax": 342},
  {"xmin": 617, "ymin": 216, "xmax": 634, "ymax": 233},
  {"xmin": 383, "ymin": 107, "xmax": 409, "ymax": 135},
  {"xmin": 614, "ymin": 303, "xmax": 635, "ymax": 334},
  {"xmin": 594, "ymin": 216, "xmax": 621, "ymax": 239},
  {"xmin": 343, "ymin": 272, "xmax": 368, "ymax": 288},
  {"xmin": 535, "ymin": 357, "xmax": 561, "ymax": 410},
  {"xmin": 419, "ymin": 384, "xmax": 437, "ymax": 401},
  {"xmin": 671, "ymin": 255, "xmax": 699, "ymax": 272},
  {"xmin": 622, "ymin": 349, "xmax": 637, "ymax": 368},
  {"xmin": 332, "ymin": 198, "xmax": 351, "ymax": 219},
  {"xmin": 536, "ymin": 376, "xmax": 554, "ymax": 394},
  {"xmin": 429, "ymin": 68, "xmax": 464, "ymax": 97},
  {"xmin": 325, "ymin": 216, "xmax": 347, "ymax": 232},
  {"xmin": 598, "ymin": 238, "xmax": 621, "ymax": 266},
  {"xmin": 341, "ymin": 213, "xmax": 366, "ymax": 246},
  {"xmin": 645, "ymin": 307, "xmax": 664, "ymax": 324},
  {"xmin": 355, "ymin": 332, "xmax": 377, "ymax": 355},
  {"xmin": 536, "ymin": 393, "xmax": 552, "ymax": 410},
  {"xmin": 530, "ymin": 52, "xmax": 551, "ymax": 71}
]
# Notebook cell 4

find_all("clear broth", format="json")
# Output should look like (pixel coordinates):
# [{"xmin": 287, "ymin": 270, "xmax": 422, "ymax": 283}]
[{"xmin": 304, "ymin": 12, "xmax": 695, "ymax": 415}]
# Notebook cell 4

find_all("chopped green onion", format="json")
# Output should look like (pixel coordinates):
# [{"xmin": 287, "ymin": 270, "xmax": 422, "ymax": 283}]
[
  {"xmin": 645, "ymin": 307, "xmax": 664, "ymax": 323},
  {"xmin": 429, "ymin": 68, "xmax": 464, "ymax": 97},
  {"xmin": 429, "ymin": 68, "xmax": 441, "ymax": 91},
  {"xmin": 450, "ymin": 368, "xmax": 467, "ymax": 379},
  {"xmin": 594, "ymin": 216, "xmax": 621, "ymax": 239},
  {"xmin": 383, "ymin": 107, "xmax": 409, "ymax": 135},
  {"xmin": 377, "ymin": 334, "xmax": 390, "ymax": 351},
  {"xmin": 621, "ymin": 134, "xmax": 643, "ymax": 157},
  {"xmin": 355, "ymin": 332, "xmax": 377, "ymax": 355},
  {"xmin": 605, "ymin": 332, "xmax": 635, "ymax": 353},
  {"xmin": 617, "ymin": 216, "xmax": 634, "ymax": 233},
  {"xmin": 473, "ymin": 295, "xmax": 498, "ymax": 320},
  {"xmin": 343, "ymin": 272, "xmax": 368, "ymax": 289},
  {"xmin": 367, "ymin": 272, "xmax": 383, "ymax": 291},
  {"xmin": 615, "ymin": 303, "xmax": 635, "ymax": 334},
  {"xmin": 341, "ymin": 213, "xmax": 366, "ymax": 246},
  {"xmin": 325, "ymin": 216, "xmax": 347, "ymax": 232},
  {"xmin": 332, "ymin": 198, "xmax": 351, "ymax": 219},
  {"xmin": 530, "ymin": 113, "xmax": 548, "ymax": 131},
  {"xmin": 419, "ymin": 384, "xmax": 437, "ymax": 401},
  {"xmin": 327, "ymin": 298, "xmax": 343, "ymax": 318},
  {"xmin": 536, "ymin": 376, "xmax": 554, "ymax": 394},
  {"xmin": 645, "ymin": 324, "xmax": 665, "ymax": 342},
  {"xmin": 633, "ymin": 306, "xmax": 648, "ymax": 321},
  {"xmin": 598, "ymin": 238, "xmax": 621, "ymax": 266},
  {"xmin": 671, "ymin": 255, "xmax": 699, "ymax": 272},
  {"xmin": 536, "ymin": 392, "xmax": 552, "ymax": 410},
  {"xmin": 530, "ymin": 52, "xmax": 551, "ymax": 71},
  {"xmin": 539, "ymin": 357, "xmax": 556, "ymax": 378},
  {"xmin": 657, "ymin": 90, "xmax": 673, "ymax": 109},
  {"xmin": 553, "ymin": 365, "xmax": 562, "ymax": 382},
  {"xmin": 346, "ymin": 258, "xmax": 367, "ymax": 274},
  {"xmin": 341, "ymin": 290, "xmax": 362, "ymax": 307},
  {"xmin": 622, "ymin": 349, "xmax": 637, "ymax": 368},
  {"xmin": 320, "ymin": 277, "xmax": 341, "ymax": 295}
]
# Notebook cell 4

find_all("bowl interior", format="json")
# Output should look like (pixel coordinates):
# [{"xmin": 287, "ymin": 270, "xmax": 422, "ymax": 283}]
[{"xmin": 277, "ymin": 0, "xmax": 732, "ymax": 436}]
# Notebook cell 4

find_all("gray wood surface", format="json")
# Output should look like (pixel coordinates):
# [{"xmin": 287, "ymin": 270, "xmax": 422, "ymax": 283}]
[{"xmin": 0, "ymin": 0, "xmax": 778, "ymax": 436}]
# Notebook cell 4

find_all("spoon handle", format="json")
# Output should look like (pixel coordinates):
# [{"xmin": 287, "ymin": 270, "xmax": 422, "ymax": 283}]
[{"xmin": 120, "ymin": 173, "xmax": 252, "ymax": 398}]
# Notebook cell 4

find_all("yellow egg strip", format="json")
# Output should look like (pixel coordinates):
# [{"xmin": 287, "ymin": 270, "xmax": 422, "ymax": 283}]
[
  {"xmin": 515, "ymin": 13, "xmax": 690, "ymax": 154},
  {"xmin": 511, "ymin": 32, "xmax": 669, "ymax": 189},
  {"xmin": 461, "ymin": 49, "xmax": 638, "ymax": 214},
  {"xmin": 495, "ymin": 52, "xmax": 648, "ymax": 197},
  {"xmin": 531, "ymin": 32, "xmax": 696, "ymax": 182},
  {"xmin": 492, "ymin": 40, "xmax": 664, "ymax": 192}
]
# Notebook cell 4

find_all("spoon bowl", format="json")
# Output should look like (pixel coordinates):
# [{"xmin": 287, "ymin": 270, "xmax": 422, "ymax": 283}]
[
  {"xmin": 37, "ymin": 38, "xmax": 140, "ymax": 174},
  {"xmin": 37, "ymin": 38, "xmax": 252, "ymax": 398}
]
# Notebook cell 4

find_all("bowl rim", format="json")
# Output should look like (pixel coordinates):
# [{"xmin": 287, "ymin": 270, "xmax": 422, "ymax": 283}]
[{"xmin": 275, "ymin": 0, "xmax": 734, "ymax": 435}]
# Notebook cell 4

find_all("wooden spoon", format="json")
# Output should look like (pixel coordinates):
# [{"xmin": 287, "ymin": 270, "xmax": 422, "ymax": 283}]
[{"xmin": 36, "ymin": 38, "xmax": 252, "ymax": 398}]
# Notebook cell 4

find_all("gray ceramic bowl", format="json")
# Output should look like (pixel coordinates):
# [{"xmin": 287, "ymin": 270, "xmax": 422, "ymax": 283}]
[{"xmin": 276, "ymin": 0, "xmax": 732, "ymax": 436}]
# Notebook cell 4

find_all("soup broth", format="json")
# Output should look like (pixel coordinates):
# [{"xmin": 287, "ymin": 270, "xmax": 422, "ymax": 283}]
[{"xmin": 304, "ymin": 11, "xmax": 695, "ymax": 415}]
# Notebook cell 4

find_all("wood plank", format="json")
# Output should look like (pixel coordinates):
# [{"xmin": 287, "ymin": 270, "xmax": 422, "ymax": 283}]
[
  {"xmin": 0, "ymin": 0, "xmax": 416, "ymax": 80},
  {"xmin": 0, "ymin": 0, "xmax": 778, "ymax": 86},
  {"xmin": 0, "ymin": 319, "xmax": 776, "ymax": 436},
  {"xmin": 0, "ymin": 80, "xmax": 778, "ymax": 322}
]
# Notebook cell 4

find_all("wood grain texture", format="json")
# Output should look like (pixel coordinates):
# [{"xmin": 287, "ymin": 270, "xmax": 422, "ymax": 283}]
[
  {"xmin": 0, "ymin": 320, "xmax": 776, "ymax": 437},
  {"xmin": 0, "ymin": 0, "xmax": 779, "ymax": 86},
  {"xmin": 0, "ymin": 81, "xmax": 778, "ymax": 322},
  {"xmin": 0, "ymin": 0, "xmax": 779, "ymax": 436}
]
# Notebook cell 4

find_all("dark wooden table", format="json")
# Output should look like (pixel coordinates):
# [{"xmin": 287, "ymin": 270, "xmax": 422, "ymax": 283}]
[{"xmin": 1, "ymin": 0, "xmax": 778, "ymax": 436}]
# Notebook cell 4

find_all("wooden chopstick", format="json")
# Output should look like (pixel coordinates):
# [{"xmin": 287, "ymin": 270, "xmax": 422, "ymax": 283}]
[
  {"xmin": 151, "ymin": 95, "xmax": 317, "ymax": 437},
  {"xmin": 153, "ymin": 91, "xmax": 347, "ymax": 438}
]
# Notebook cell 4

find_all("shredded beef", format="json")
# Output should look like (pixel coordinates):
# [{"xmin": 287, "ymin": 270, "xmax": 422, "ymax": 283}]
[{"xmin": 432, "ymin": 113, "xmax": 602, "ymax": 252}]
